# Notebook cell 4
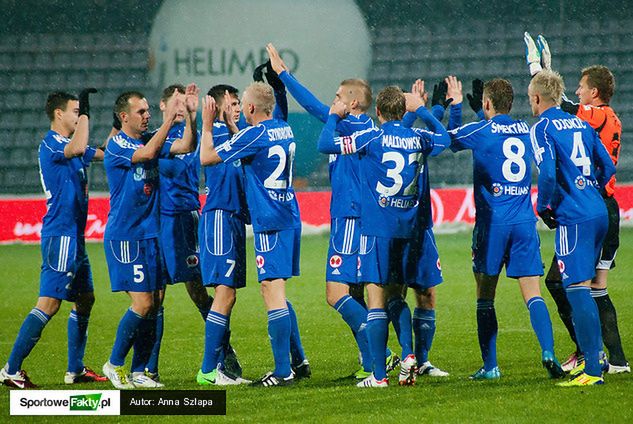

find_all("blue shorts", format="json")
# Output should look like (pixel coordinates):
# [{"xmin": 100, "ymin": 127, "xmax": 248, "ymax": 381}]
[
  {"xmin": 104, "ymin": 238, "xmax": 163, "ymax": 292},
  {"xmin": 472, "ymin": 221, "xmax": 543, "ymax": 278},
  {"xmin": 556, "ymin": 215, "xmax": 608, "ymax": 287},
  {"xmin": 254, "ymin": 227, "xmax": 301, "ymax": 282},
  {"xmin": 358, "ymin": 235, "xmax": 416, "ymax": 285},
  {"xmin": 326, "ymin": 217, "xmax": 361, "ymax": 285},
  {"xmin": 40, "ymin": 235, "xmax": 93, "ymax": 301},
  {"xmin": 160, "ymin": 210, "xmax": 201, "ymax": 285},
  {"xmin": 409, "ymin": 228, "xmax": 443, "ymax": 290},
  {"xmin": 199, "ymin": 209, "xmax": 246, "ymax": 289}
]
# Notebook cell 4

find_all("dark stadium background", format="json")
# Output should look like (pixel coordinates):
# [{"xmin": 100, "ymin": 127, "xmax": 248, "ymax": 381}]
[{"xmin": 1, "ymin": 0, "xmax": 632, "ymax": 194}]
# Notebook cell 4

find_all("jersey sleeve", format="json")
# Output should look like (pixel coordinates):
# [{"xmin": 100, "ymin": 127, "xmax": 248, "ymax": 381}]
[
  {"xmin": 105, "ymin": 135, "xmax": 136, "ymax": 168},
  {"xmin": 576, "ymin": 104, "xmax": 608, "ymax": 131},
  {"xmin": 403, "ymin": 105, "xmax": 445, "ymax": 129},
  {"xmin": 318, "ymin": 114, "xmax": 380, "ymax": 154},
  {"xmin": 159, "ymin": 138, "xmax": 175, "ymax": 159},
  {"xmin": 216, "ymin": 125, "xmax": 267, "ymax": 163},
  {"xmin": 447, "ymin": 103, "xmax": 463, "ymax": 130},
  {"xmin": 82, "ymin": 146, "xmax": 97, "ymax": 165},
  {"xmin": 447, "ymin": 120, "xmax": 490, "ymax": 152},
  {"xmin": 279, "ymin": 71, "xmax": 329, "ymax": 123},
  {"xmin": 530, "ymin": 118, "xmax": 556, "ymax": 211},
  {"xmin": 590, "ymin": 128, "xmax": 616, "ymax": 189},
  {"xmin": 272, "ymin": 87, "xmax": 289, "ymax": 121},
  {"xmin": 41, "ymin": 136, "xmax": 67, "ymax": 163}
]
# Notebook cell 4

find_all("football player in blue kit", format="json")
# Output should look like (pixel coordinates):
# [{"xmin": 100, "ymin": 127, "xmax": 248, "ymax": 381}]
[
  {"xmin": 267, "ymin": 43, "xmax": 405, "ymax": 379},
  {"xmin": 444, "ymin": 75, "xmax": 565, "ymax": 380},
  {"xmin": 196, "ymin": 86, "xmax": 251, "ymax": 386},
  {"xmin": 528, "ymin": 70, "xmax": 615, "ymax": 386},
  {"xmin": 198, "ymin": 81, "xmax": 307, "ymax": 387},
  {"xmin": 102, "ymin": 89, "xmax": 195, "ymax": 389},
  {"xmin": 318, "ymin": 86, "xmax": 450, "ymax": 387},
  {"xmin": 1, "ymin": 89, "xmax": 108, "ymax": 388}
]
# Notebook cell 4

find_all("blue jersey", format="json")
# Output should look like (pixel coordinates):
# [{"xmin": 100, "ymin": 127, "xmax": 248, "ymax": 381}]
[
  {"xmin": 158, "ymin": 122, "xmax": 201, "ymax": 215},
  {"xmin": 216, "ymin": 119, "xmax": 301, "ymax": 232},
  {"xmin": 318, "ymin": 107, "xmax": 450, "ymax": 238},
  {"xmin": 279, "ymin": 70, "xmax": 375, "ymax": 218},
  {"xmin": 104, "ymin": 131, "xmax": 161, "ymax": 240},
  {"xmin": 202, "ymin": 120, "xmax": 248, "ymax": 221},
  {"xmin": 530, "ymin": 106, "xmax": 615, "ymax": 225},
  {"xmin": 38, "ymin": 130, "xmax": 97, "ymax": 237},
  {"xmin": 449, "ymin": 109, "xmax": 536, "ymax": 225}
]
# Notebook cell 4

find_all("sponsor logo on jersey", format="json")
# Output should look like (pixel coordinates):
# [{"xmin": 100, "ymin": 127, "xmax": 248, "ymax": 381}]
[
  {"xmin": 575, "ymin": 176, "xmax": 586, "ymax": 190},
  {"xmin": 256, "ymin": 255, "xmax": 265, "ymax": 268},
  {"xmin": 186, "ymin": 255, "xmax": 199, "ymax": 268},
  {"xmin": 378, "ymin": 195, "xmax": 389, "ymax": 208},
  {"xmin": 492, "ymin": 183, "xmax": 503, "ymax": 197},
  {"xmin": 329, "ymin": 255, "xmax": 342, "ymax": 268},
  {"xmin": 558, "ymin": 259, "xmax": 566, "ymax": 273}
]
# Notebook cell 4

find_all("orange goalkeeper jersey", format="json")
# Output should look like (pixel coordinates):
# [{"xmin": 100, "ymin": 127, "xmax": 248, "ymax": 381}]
[{"xmin": 577, "ymin": 104, "xmax": 621, "ymax": 197}]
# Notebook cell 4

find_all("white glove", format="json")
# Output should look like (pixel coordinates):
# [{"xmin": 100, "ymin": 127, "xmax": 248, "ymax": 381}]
[
  {"xmin": 537, "ymin": 34, "xmax": 551, "ymax": 71},
  {"xmin": 524, "ymin": 32, "xmax": 542, "ymax": 76}
]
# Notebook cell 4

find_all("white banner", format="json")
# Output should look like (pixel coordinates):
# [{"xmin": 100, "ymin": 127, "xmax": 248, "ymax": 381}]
[{"xmin": 10, "ymin": 390, "xmax": 120, "ymax": 416}]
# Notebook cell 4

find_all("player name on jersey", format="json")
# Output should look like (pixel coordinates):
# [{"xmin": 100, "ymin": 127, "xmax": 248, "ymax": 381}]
[
  {"xmin": 551, "ymin": 117, "xmax": 587, "ymax": 130},
  {"xmin": 381, "ymin": 135, "xmax": 422, "ymax": 149},
  {"xmin": 490, "ymin": 122, "xmax": 530, "ymax": 134}
]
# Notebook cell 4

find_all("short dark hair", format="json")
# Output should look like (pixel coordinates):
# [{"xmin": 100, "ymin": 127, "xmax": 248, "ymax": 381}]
[
  {"xmin": 114, "ymin": 91, "xmax": 145, "ymax": 116},
  {"xmin": 207, "ymin": 84, "xmax": 239, "ymax": 104},
  {"xmin": 45, "ymin": 91, "xmax": 77, "ymax": 121},
  {"xmin": 483, "ymin": 79, "xmax": 514, "ymax": 114},
  {"xmin": 581, "ymin": 65, "xmax": 615, "ymax": 103},
  {"xmin": 376, "ymin": 86, "xmax": 405, "ymax": 121},
  {"xmin": 161, "ymin": 84, "xmax": 185, "ymax": 102}
]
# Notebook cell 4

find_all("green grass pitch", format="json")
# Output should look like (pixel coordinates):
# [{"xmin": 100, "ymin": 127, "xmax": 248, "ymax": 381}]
[{"xmin": 1, "ymin": 229, "xmax": 632, "ymax": 423}]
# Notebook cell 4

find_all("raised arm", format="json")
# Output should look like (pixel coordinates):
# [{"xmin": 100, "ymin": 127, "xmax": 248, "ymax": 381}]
[
  {"xmin": 200, "ymin": 95, "xmax": 223, "ymax": 166},
  {"xmin": 64, "ymin": 88, "xmax": 96, "ymax": 158},
  {"xmin": 169, "ymin": 83, "xmax": 199, "ymax": 155},
  {"xmin": 267, "ymin": 43, "xmax": 329, "ymax": 122},
  {"xmin": 131, "ymin": 96, "xmax": 181, "ymax": 163}
]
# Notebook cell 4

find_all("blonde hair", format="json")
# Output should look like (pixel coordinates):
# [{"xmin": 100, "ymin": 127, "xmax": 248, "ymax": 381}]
[
  {"xmin": 244, "ymin": 82, "xmax": 275, "ymax": 115},
  {"xmin": 529, "ymin": 70, "xmax": 564, "ymax": 105},
  {"xmin": 340, "ymin": 78, "xmax": 372, "ymax": 111}
]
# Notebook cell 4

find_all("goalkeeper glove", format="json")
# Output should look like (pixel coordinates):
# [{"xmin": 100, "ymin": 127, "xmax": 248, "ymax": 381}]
[
  {"xmin": 431, "ymin": 81, "xmax": 452, "ymax": 108},
  {"xmin": 524, "ymin": 32, "xmax": 542, "ymax": 76},
  {"xmin": 536, "ymin": 34, "xmax": 551, "ymax": 71},
  {"xmin": 78, "ymin": 88, "xmax": 97, "ymax": 118},
  {"xmin": 253, "ymin": 60, "xmax": 286, "ymax": 92},
  {"xmin": 466, "ymin": 79, "xmax": 483, "ymax": 114},
  {"xmin": 537, "ymin": 208, "xmax": 558, "ymax": 229}
]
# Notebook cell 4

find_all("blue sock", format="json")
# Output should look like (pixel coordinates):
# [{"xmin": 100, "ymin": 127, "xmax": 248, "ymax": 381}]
[
  {"xmin": 333, "ymin": 295, "xmax": 371, "ymax": 372},
  {"xmin": 198, "ymin": 297, "xmax": 212, "ymax": 321},
  {"xmin": 526, "ymin": 296, "xmax": 555, "ymax": 353},
  {"xmin": 477, "ymin": 299, "xmax": 498, "ymax": 371},
  {"xmin": 131, "ymin": 312, "xmax": 157, "ymax": 373},
  {"xmin": 217, "ymin": 315, "xmax": 231, "ymax": 367},
  {"xmin": 387, "ymin": 297, "xmax": 414, "ymax": 358},
  {"xmin": 145, "ymin": 306, "xmax": 164, "ymax": 374},
  {"xmin": 67, "ymin": 310, "xmax": 90, "ymax": 373},
  {"xmin": 286, "ymin": 301, "xmax": 306, "ymax": 366},
  {"xmin": 109, "ymin": 308, "xmax": 144, "ymax": 367},
  {"xmin": 366, "ymin": 308, "xmax": 388, "ymax": 380},
  {"xmin": 566, "ymin": 286, "xmax": 603, "ymax": 376},
  {"xmin": 268, "ymin": 308, "xmax": 291, "ymax": 377},
  {"xmin": 413, "ymin": 308, "xmax": 436, "ymax": 364},
  {"xmin": 202, "ymin": 311, "xmax": 228, "ymax": 373},
  {"xmin": 7, "ymin": 308, "xmax": 50, "ymax": 374}
]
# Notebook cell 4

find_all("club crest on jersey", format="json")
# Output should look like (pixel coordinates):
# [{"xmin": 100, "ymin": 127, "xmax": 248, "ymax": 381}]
[
  {"xmin": 329, "ymin": 255, "xmax": 342, "ymax": 268},
  {"xmin": 143, "ymin": 183, "xmax": 153, "ymax": 196},
  {"xmin": 186, "ymin": 255, "xmax": 199, "ymax": 268},
  {"xmin": 378, "ymin": 195, "xmax": 389, "ymax": 208},
  {"xmin": 256, "ymin": 255, "xmax": 265, "ymax": 268},
  {"xmin": 436, "ymin": 259, "xmax": 442, "ymax": 270},
  {"xmin": 575, "ymin": 176, "xmax": 586, "ymax": 190},
  {"xmin": 492, "ymin": 183, "xmax": 503, "ymax": 197},
  {"xmin": 558, "ymin": 259, "xmax": 566, "ymax": 273}
]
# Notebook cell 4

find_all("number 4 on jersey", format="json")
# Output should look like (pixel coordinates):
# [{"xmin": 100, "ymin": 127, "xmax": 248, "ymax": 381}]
[{"xmin": 570, "ymin": 132, "xmax": 591, "ymax": 176}]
